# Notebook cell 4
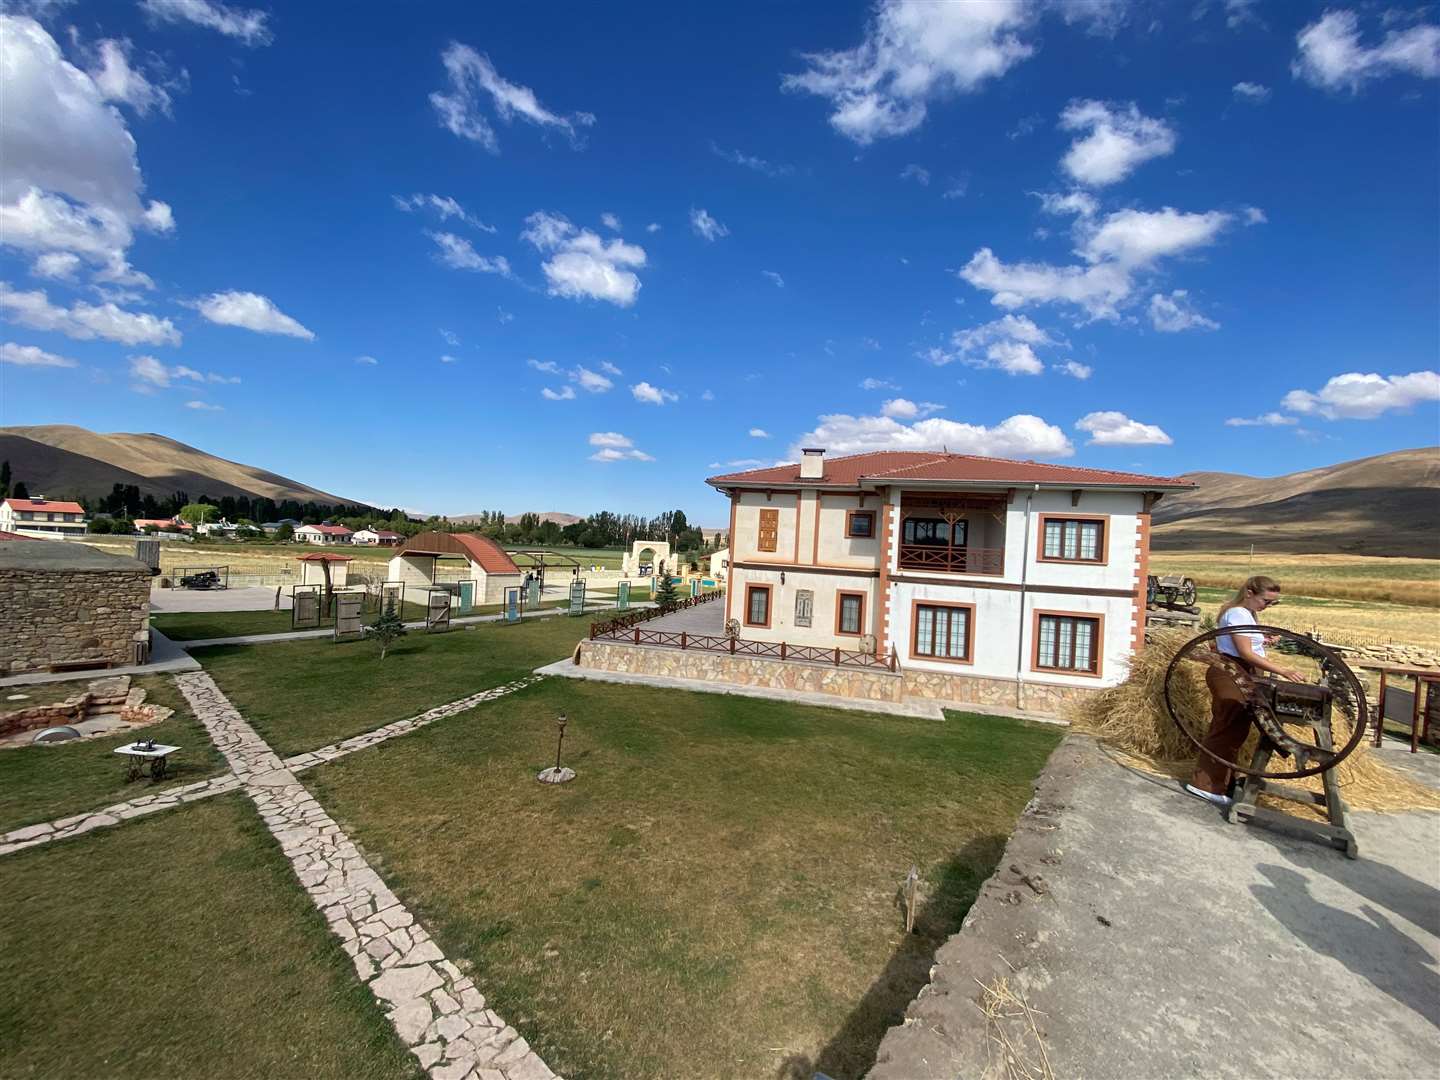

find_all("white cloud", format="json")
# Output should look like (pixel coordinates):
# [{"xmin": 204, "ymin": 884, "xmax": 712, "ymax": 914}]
[
  {"xmin": 761, "ymin": 270, "xmax": 785, "ymax": 288},
  {"xmin": 789, "ymin": 411, "xmax": 1073, "ymax": 459},
  {"xmin": 522, "ymin": 210, "xmax": 646, "ymax": 306},
  {"xmin": 439, "ymin": 354, "xmax": 457, "ymax": 364},
  {"xmin": 1034, "ymin": 190, "xmax": 1099, "ymax": 218},
  {"xmin": 192, "ymin": 290, "xmax": 314, "ymax": 339},
  {"xmin": 720, "ymin": 458, "xmax": 769, "ymax": 469},
  {"xmin": 31, "ymin": 251, "xmax": 81, "ymax": 280},
  {"xmin": 439, "ymin": 327, "xmax": 460, "ymax": 346},
  {"xmin": 140, "ymin": 0, "xmax": 272, "ymax": 45},
  {"xmin": 588, "ymin": 431, "xmax": 653, "ymax": 462},
  {"xmin": 600, "ymin": 212, "xmax": 621, "ymax": 231},
  {"xmin": 496, "ymin": 307, "xmax": 514, "ymax": 324},
  {"xmin": 690, "ymin": 208, "xmax": 729, "ymax": 242},
  {"xmin": 0, "ymin": 19, "xmax": 176, "ymax": 281},
  {"xmin": 1080, "ymin": 208, "xmax": 1230, "ymax": 266},
  {"xmin": 710, "ymin": 142, "xmax": 794, "ymax": 177},
  {"xmin": 127, "ymin": 355, "xmax": 238, "ymax": 389},
  {"xmin": 527, "ymin": 358, "xmax": 561, "ymax": 374},
  {"xmin": 959, "ymin": 249, "xmax": 1131, "ymax": 320},
  {"xmin": 572, "ymin": 365, "xmax": 613, "ymax": 393},
  {"xmin": 860, "ymin": 376, "xmax": 900, "ymax": 391},
  {"xmin": 783, "ymin": 0, "xmax": 1036, "ymax": 144},
  {"xmin": 87, "ymin": 39, "xmax": 174, "ymax": 117},
  {"xmin": 1059, "ymin": 99, "xmax": 1176, "ymax": 187},
  {"xmin": 1281, "ymin": 370, "xmax": 1440, "ymax": 420},
  {"xmin": 1148, "ymin": 289, "xmax": 1219, "ymax": 332},
  {"xmin": 1056, "ymin": 360, "xmax": 1092, "ymax": 379},
  {"xmin": 1225, "ymin": 412, "xmax": 1297, "ymax": 427},
  {"xmin": 429, "ymin": 231, "xmax": 512, "ymax": 275},
  {"xmin": 1243, "ymin": 206, "xmax": 1267, "ymax": 225},
  {"xmin": 645, "ymin": 222, "xmax": 661, "ymax": 233},
  {"xmin": 935, "ymin": 314, "xmax": 1058, "ymax": 374},
  {"xmin": 354, "ymin": 355, "xmax": 378, "ymax": 365},
  {"xmin": 1292, "ymin": 10, "xmax": 1440, "ymax": 92},
  {"xmin": 394, "ymin": 194, "xmax": 495, "ymax": 232},
  {"xmin": 632, "ymin": 380, "xmax": 678, "ymax": 405},
  {"xmin": 184, "ymin": 399, "xmax": 223, "ymax": 411},
  {"xmin": 430, "ymin": 43, "xmax": 594, "ymax": 153},
  {"xmin": 899, "ymin": 163, "xmax": 930, "ymax": 186},
  {"xmin": 1, "ymin": 341, "xmax": 77, "ymax": 367},
  {"xmin": 541, "ymin": 385, "xmax": 576, "ymax": 401},
  {"xmin": 1232, "ymin": 81, "xmax": 1271, "ymax": 103},
  {"xmin": 1075, "ymin": 410, "xmax": 1173, "ymax": 445},
  {"xmin": 880, "ymin": 397, "xmax": 944, "ymax": 419},
  {"xmin": 599, "ymin": 360, "xmax": 622, "ymax": 376},
  {"xmin": 941, "ymin": 176, "xmax": 969, "ymax": 200},
  {"xmin": 748, "ymin": 427, "xmax": 771, "ymax": 438},
  {"xmin": 701, "ymin": 388, "xmax": 715, "ymax": 401},
  {"xmin": 0, "ymin": 281, "xmax": 180, "ymax": 345}
]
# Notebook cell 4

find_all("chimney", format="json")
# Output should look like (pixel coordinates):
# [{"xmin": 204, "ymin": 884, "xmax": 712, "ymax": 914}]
[{"xmin": 800, "ymin": 447, "xmax": 825, "ymax": 480}]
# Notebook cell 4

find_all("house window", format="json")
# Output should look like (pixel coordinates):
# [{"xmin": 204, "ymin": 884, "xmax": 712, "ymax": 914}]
[
  {"xmin": 845, "ymin": 510, "xmax": 875, "ymax": 539},
  {"xmin": 794, "ymin": 589, "xmax": 814, "ymax": 628},
  {"xmin": 836, "ymin": 591, "xmax": 865, "ymax": 636},
  {"xmin": 902, "ymin": 518, "xmax": 967, "ymax": 546},
  {"xmin": 758, "ymin": 508, "xmax": 779, "ymax": 552},
  {"xmin": 913, "ymin": 604, "xmax": 971, "ymax": 661},
  {"xmin": 1041, "ymin": 517, "xmax": 1104, "ymax": 562},
  {"xmin": 1035, "ymin": 614, "xmax": 1100, "ymax": 674},
  {"xmin": 745, "ymin": 584, "xmax": 772, "ymax": 627}
]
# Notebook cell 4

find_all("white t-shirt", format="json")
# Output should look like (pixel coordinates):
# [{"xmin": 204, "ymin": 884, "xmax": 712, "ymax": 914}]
[{"xmin": 1217, "ymin": 605, "xmax": 1265, "ymax": 659}]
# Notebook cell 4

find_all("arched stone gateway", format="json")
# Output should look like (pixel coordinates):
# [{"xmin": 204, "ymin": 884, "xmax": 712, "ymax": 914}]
[
  {"xmin": 621, "ymin": 539, "xmax": 671, "ymax": 579},
  {"xmin": 387, "ymin": 531, "xmax": 523, "ymax": 606}
]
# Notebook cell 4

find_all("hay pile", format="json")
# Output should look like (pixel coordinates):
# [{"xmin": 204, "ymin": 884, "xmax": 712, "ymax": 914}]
[{"xmin": 1071, "ymin": 630, "xmax": 1440, "ymax": 814}]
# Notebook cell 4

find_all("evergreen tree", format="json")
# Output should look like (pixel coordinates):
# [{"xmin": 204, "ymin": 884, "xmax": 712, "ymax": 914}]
[
  {"xmin": 654, "ymin": 561, "xmax": 679, "ymax": 606},
  {"xmin": 365, "ymin": 598, "xmax": 408, "ymax": 660},
  {"xmin": 12, "ymin": 481, "xmax": 29, "ymax": 499}
]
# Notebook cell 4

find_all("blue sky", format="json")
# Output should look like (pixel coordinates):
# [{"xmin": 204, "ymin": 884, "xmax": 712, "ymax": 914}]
[{"xmin": 1, "ymin": 0, "xmax": 1437, "ymax": 525}]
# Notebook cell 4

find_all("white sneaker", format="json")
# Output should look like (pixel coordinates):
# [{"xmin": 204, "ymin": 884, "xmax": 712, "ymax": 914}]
[{"xmin": 1185, "ymin": 783, "xmax": 1233, "ymax": 808}]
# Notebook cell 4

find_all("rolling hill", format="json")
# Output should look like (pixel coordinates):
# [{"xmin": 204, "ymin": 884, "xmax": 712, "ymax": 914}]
[
  {"xmin": 0, "ymin": 424, "xmax": 367, "ymax": 507},
  {"xmin": 1151, "ymin": 447, "xmax": 1439, "ymax": 557}
]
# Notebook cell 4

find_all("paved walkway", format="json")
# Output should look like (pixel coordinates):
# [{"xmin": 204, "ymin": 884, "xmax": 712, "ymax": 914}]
[
  {"xmin": 638, "ymin": 600, "xmax": 726, "ymax": 634},
  {"xmin": 174, "ymin": 671, "xmax": 559, "ymax": 1080},
  {"xmin": 870, "ymin": 735, "xmax": 1440, "ymax": 1080}
]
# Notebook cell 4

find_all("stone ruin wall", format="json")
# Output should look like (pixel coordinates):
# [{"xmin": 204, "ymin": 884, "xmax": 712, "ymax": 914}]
[{"xmin": 0, "ymin": 567, "xmax": 150, "ymax": 675}]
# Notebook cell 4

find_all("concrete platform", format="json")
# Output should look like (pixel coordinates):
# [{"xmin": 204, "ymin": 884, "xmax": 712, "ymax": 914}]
[
  {"xmin": 150, "ymin": 585, "xmax": 289, "ymax": 613},
  {"xmin": 868, "ymin": 736, "xmax": 1440, "ymax": 1080}
]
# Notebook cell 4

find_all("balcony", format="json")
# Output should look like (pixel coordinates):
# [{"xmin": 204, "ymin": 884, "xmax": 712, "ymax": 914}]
[{"xmin": 897, "ymin": 544, "xmax": 1004, "ymax": 575}]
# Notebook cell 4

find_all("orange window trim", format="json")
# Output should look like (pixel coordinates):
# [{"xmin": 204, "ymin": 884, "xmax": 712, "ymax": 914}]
[
  {"xmin": 744, "ymin": 583, "xmax": 773, "ymax": 628},
  {"xmin": 908, "ymin": 598, "xmax": 975, "ymax": 665},
  {"xmin": 1030, "ymin": 607, "xmax": 1105, "ymax": 678},
  {"xmin": 844, "ymin": 508, "xmax": 877, "ymax": 539},
  {"xmin": 1036, "ymin": 513, "xmax": 1111, "ymax": 565},
  {"xmin": 834, "ymin": 589, "xmax": 866, "ymax": 636}
]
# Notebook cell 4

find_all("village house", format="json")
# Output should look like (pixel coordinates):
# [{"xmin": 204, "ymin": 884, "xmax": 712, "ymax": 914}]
[
  {"xmin": 0, "ymin": 496, "xmax": 88, "ymax": 539},
  {"xmin": 294, "ymin": 523, "xmax": 354, "ymax": 545},
  {"xmin": 351, "ymin": 528, "xmax": 404, "ymax": 546},
  {"xmin": 704, "ymin": 448, "xmax": 1192, "ymax": 712},
  {"xmin": 133, "ymin": 516, "xmax": 192, "ymax": 534}
]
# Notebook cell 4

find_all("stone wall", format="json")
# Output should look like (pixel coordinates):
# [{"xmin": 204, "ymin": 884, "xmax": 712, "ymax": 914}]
[
  {"xmin": 577, "ymin": 639, "xmax": 1100, "ymax": 717},
  {"xmin": 0, "ymin": 567, "xmax": 150, "ymax": 674}
]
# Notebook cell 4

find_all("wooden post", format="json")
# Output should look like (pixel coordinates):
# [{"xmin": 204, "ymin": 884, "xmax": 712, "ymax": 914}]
[
  {"xmin": 1375, "ymin": 669, "xmax": 1388, "ymax": 746},
  {"xmin": 730, "ymin": 636, "xmax": 736, "ymax": 654},
  {"xmin": 780, "ymin": 642, "xmax": 787, "ymax": 660},
  {"xmin": 1412, "ymin": 674, "xmax": 1423, "ymax": 753},
  {"xmin": 680, "ymin": 631, "xmax": 687, "ymax": 650},
  {"xmin": 633, "ymin": 628, "xmax": 640, "ymax": 645},
  {"xmin": 834, "ymin": 646, "xmax": 841, "ymax": 666}
]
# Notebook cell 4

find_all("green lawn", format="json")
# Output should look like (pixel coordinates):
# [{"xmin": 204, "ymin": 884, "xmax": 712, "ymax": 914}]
[
  {"xmin": 193, "ymin": 611, "xmax": 605, "ymax": 756},
  {"xmin": 0, "ymin": 675, "xmax": 228, "ymax": 834},
  {"xmin": 307, "ymin": 678, "xmax": 1063, "ymax": 1079},
  {"xmin": 0, "ymin": 794, "xmax": 420, "ymax": 1080},
  {"xmin": 152, "ymin": 600, "xmax": 431, "ymax": 641}
]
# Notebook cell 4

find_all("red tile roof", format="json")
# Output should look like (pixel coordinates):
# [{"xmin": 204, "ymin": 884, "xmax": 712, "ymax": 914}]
[
  {"xmin": 706, "ymin": 450, "xmax": 1192, "ymax": 490},
  {"xmin": 301, "ymin": 523, "xmax": 353, "ymax": 535},
  {"xmin": 0, "ymin": 529, "xmax": 34, "ymax": 541},
  {"xmin": 395, "ymin": 530, "xmax": 521, "ymax": 575},
  {"xmin": 3, "ymin": 498, "xmax": 85, "ymax": 514}
]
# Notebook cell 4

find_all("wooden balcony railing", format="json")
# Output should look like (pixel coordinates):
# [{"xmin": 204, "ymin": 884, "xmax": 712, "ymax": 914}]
[{"xmin": 896, "ymin": 545, "xmax": 1005, "ymax": 575}]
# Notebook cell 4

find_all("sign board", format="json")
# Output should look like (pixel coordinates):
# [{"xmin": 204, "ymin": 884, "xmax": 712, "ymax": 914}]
[
  {"xmin": 616, "ymin": 579, "xmax": 631, "ymax": 611},
  {"xmin": 334, "ymin": 591, "xmax": 365, "ymax": 641},
  {"xmin": 568, "ymin": 579, "xmax": 587, "ymax": 616},
  {"xmin": 526, "ymin": 578, "xmax": 541, "ymax": 608},
  {"xmin": 690, "ymin": 578, "xmax": 700, "ymax": 598},
  {"xmin": 135, "ymin": 538, "xmax": 160, "ymax": 572},
  {"xmin": 457, "ymin": 580, "xmax": 475, "ymax": 615},
  {"xmin": 426, "ymin": 588, "xmax": 452, "ymax": 632},
  {"xmin": 292, "ymin": 585, "xmax": 322, "ymax": 629},
  {"xmin": 503, "ymin": 587, "xmax": 522, "ymax": 624}
]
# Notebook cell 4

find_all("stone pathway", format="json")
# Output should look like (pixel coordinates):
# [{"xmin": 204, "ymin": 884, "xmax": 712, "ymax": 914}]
[
  {"xmin": 175, "ymin": 671, "xmax": 559, "ymax": 1080},
  {"xmin": 0, "ymin": 678, "xmax": 540, "ymax": 858}
]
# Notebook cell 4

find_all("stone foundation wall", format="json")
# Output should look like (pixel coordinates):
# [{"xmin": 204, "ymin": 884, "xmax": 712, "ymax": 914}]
[
  {"xmin": 0, "ymin": 567, "xmax": 150, "ymax": 675},
  {"xmin": 577, "ymin": 639, "xmax": 1100, "ymax": 717}
]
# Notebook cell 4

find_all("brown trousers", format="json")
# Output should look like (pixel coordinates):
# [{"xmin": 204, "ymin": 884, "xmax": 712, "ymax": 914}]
[{"xmin": 1192, "ymin": 665, "xmax": 1254, "ymax": 794}]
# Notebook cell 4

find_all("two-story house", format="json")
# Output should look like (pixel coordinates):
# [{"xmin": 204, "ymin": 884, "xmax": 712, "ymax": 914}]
[
  {"xmin": 0, "ymin": 496, "xmax": 88, "ymax": 539},
  {"xmin": 707, "ymin": 448, "xmax": 1192, "ymax": 712}
]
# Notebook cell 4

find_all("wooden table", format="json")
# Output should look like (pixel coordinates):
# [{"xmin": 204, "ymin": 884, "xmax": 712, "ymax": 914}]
[{"xmin": 1359, "ymin": 663, "xmax": 1439, "ymax": 752}]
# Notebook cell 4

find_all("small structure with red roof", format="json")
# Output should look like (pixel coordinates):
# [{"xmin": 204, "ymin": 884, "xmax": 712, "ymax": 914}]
[
  {"xmin": 387, "ymin": 530, "xmax": 522, "ymax": 606},
  {"xmin": 295, "ymin": 551, "xmax": 354, "ymax": 588},
  {"xmin": 697, "ymin": 448, "xmax": 1195, "ymax": 713},
  {"xmin": 0, "ymin": 496, "xmax": 88, "ymax": 539}
]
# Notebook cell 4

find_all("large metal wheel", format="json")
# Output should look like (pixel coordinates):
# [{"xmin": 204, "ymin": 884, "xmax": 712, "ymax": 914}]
[{"xmin": 1163, "ymin": 624, "xmax": 1369, "ymax": 781}]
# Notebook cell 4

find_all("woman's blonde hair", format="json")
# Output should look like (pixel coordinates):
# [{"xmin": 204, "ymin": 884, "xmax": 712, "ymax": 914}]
[{"xmin": 1219, "ymin": 575, "xmax": 1281, "ymax": 616}]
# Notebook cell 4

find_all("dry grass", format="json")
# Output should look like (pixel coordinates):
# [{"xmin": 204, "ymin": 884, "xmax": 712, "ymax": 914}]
[
  {"xmin": 1149, "ymin": 551, "xmax": 1440, "ymax": 607},
  {"xmin": 1071, "ymin": 630, "xmax": 1440, "ymax": 814},
  {"xmin": 977, "ymin": 967, "xmax": 1053, "ymax": 1080}
]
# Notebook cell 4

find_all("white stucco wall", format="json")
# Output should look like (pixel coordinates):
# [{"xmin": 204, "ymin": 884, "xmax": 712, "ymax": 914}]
[
  {"xmin": 387, "ymin": 553, "xmax": 437, "ymax": 590},
  {"xmin": 731, "ymin": 491, "xmax": 803, "ymax": 564},
  {"xmin": 728, "ymin": 565, "xmax": 879, "ymax": 648}
]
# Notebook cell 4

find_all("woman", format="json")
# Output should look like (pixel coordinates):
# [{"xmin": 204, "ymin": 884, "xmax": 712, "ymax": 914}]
[{"xmin": 1186, "ymin": 575, "xmax": 1304, "ymax": 806}]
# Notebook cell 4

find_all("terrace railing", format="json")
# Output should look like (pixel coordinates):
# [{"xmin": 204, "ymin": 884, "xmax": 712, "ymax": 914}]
[{"xmin": 896, "ymin": 545, "xmax": 1004, "ymax": 576}]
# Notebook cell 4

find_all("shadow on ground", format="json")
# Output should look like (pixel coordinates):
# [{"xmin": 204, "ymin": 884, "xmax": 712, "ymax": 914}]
[{"xmin": 775, "ymin": 834, "xmax": 1005, "ymax": 1080}]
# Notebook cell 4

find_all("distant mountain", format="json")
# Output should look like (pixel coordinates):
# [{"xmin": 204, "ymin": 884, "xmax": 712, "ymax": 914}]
[
  {"xmin": 1151, "ymin": 447, "xmax": 1439, "ymax": 557},
  {"xmin": 0, "ymin": 424, "xmax": 368, "ymax": 507}
]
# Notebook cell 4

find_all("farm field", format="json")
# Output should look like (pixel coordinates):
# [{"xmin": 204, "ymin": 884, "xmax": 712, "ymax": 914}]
[{"xmin": 1149, "ymin": 550, "xmax": 1439, "ymax": 606}]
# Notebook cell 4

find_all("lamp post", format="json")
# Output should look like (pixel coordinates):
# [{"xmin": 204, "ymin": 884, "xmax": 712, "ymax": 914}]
[{"xmin": 537, "ymin": 711, "xmax": 576, "ymax": 784}]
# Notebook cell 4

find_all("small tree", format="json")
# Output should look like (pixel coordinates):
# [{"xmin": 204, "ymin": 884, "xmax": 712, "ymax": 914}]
[
  {"xmin": 365, "ymin": 599, "xmax": 408, "ymax": 660},
  {"xmin": 654, "ymin": 561, "xmax": 679, "ymax": 606},
  {"xmin": 274, "ymin": 523, "xmax": 295, "ymax": 543},
  {"xmin": 87, "ymin": 517, "xmax": 114, "ymax": 534}
]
